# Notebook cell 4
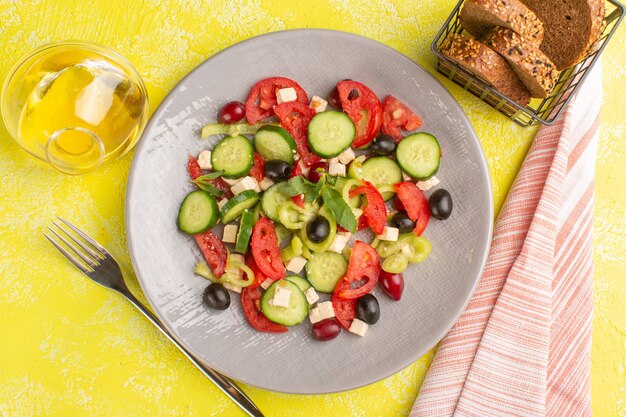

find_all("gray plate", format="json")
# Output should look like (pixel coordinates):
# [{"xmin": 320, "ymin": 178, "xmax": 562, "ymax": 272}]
[{"xmin": 126, "ymin": 29, "xmax": 493, "ymax": 394}]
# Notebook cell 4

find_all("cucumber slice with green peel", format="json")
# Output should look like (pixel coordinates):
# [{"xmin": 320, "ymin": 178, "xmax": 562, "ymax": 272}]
[
  {"xmin": 211, "ymin": 135, "xmax": 254, "ymax": 178},
  {"xmin": 274, "ymin": 223, "xmax": 291, "ymax": 245},
  {"xmin": 305, "ymin": 251, "xmax": 348, "ymax": 293},
  {"xmin": 220, "ymin": 190, "xmax": 260, "ymax": 224},
  {"xmin": 261, "ymin": 183, "xmax": 290, "ymax": 222},
  {"xmin": 261, "ymin": 280, "xmax": 308, "ymax": 326},
  {"xmin": 307, "ymin": 111, "xmax": 356, "ymax": 158},
  {"xmin": 360, "ymin": 156, "xmax": 403, "ymax": 201},
  {"xmin": 177, "ymin": 190, "xmax": 219, "ymax": 234},
  {"xmin": 396, "ymin": 132, "xmax": 441, "ymax": 180},
  {"xmin": 253, "ymin": 125, "xmax": 297, "ymax": 163},
  {"xmin": 234, "ymin": 209, "xmax": 254, "ymax": 253},
  {"xmin": 284, "ymin": 275, "xmax": 312, "ymax": 293},
  {"xmin": 347, "ymin": 155, "xmax": 366, "ymax": 179}
]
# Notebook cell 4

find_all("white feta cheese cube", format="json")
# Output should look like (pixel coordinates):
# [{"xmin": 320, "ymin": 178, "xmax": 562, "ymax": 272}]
[
  {"xmin": 286, "ymin": 256, "xmax": 307, "ymax": 273},
  {"xmin": 310, "ymin": 95, "xmax": 328, "ymax": 113},
  {"xmin": 298, "ymin": 160, "xmax": 310, "ymax": 176},
  {"xmin": 222, "ymin": 224, "xmax": 238, "ymax": 243},
  {"xmin": 217, "ymin": 198, "xmax": 229, "ymax": 210},
  {"xmin": 304, "ymin": 287, "xmax": 319, "ymax": 305},
  {"xmin": 223, "ymin": 282, "xmax": 242, "ymax": 293},
  {"xmin": 197, "ymin": 150, "xmax": 212, "ymax": 170},
  {"xmin": 328, "ymin": 160, "xmax": 346, "ymax": 177},
  {"xmin": 317, "ymin": 301, "xmax": 335, "ymax": 320},
  {"xmin": 276, "ymin": 87, "xmax": 297, "ymax": 104},
  {"xmin": 309, "ymin": 307, "xmax": 322, "ymax": 324},
  {"xmin": 328, "ymin": 234, "xmax": 349, "ymax": 253},
  {"xmin": 259, "ymin": 177, "xmax": 275, "ymax": 191},
  {"xmin": 337, "ymin": 148, "xmax": 356, "ymax": 165},
  {"xmin": 377, "ymin": 226, "xmax": 399, "ymax": 242},
  {"xmin": 402, "ymin": 172, "xmax": 413, "ymax": 182},
  {"xmin": 416, "ymin": 176, "xmax": 440, "ymax": 191},
  {"xmin": 349, "ymin": 318, "xmax": 368, "ymax": 336},
  {"xmin": 272, "ymin": 285, "xmax": 292, "ymax": 308},
  {"xmin": 222, "ymin": 178, "xmax": 240, "ymax": 186},
  {"xmin": 260, "ymin": 278, "xmax": 274, "ymax": 290},
  {"xmin": 230, "ymin": 176, "xmax": 260, "ymax": 195}
]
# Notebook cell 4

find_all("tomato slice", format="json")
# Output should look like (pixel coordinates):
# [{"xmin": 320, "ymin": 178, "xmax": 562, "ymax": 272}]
[
  {"xmin": 188, "ymin": 156, "xmax": 233, "ymax": 199},
  {"xmin": 250, "ymin": 152, "xmax": 265, "ymax": 182},
  {"xmin": 332, "ymin": 291, "xmax": 357, "ymax": 330},
  {"xmin": 274, "ymin": 102, "xmax": 321, "ymax": 166},
  {"xmin": 357, "ymin": 214, "xmax": 369, "ymax": 231},
  {"xmin": 349, "ymin": 181, "xmax": 387, "ymax": 235},
  {"xmin": 193, "ymin": 230, "xmax": 228, "ymax": 277},
  {"xmin": 291, "ymin": 194, "xmax": 305, "ymax": 208},
  {"xmin": 244, "ymin": 77, "xmax": 308, "ymax": 124},
  {"xmin": 241, "ymin": 287, "xmax": 288, "ymax": 333},
  {"xmin": 334, "ymin": 240, "xmax": 380, "ymax": 300},
  {"xmin": 251, "ymin": 218, "xmax": 286, "ymax": 280},
  {"xmin": 337, "ymin": 80, "xmax": 383, "ymax": 148},
  {"xmin": 394, "ymin": 182, "xmax": 430, "ymax": 236},
  {"xmin": 381, "ymin": 96, "xmax": 423, "ymax": 142}
]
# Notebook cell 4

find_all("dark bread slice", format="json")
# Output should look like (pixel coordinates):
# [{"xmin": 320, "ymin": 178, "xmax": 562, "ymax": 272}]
[
  {"xmin": 483, "ymin": 27, "xmax": 560, "ymax": 98},
  {"xmin": 440, "ymin": 34, "xmax": 531, "ymax": 105},
  {"xmin": 520, "ymin": 0, "xmax": 605, "ymax": 70},
  {"xmin": 459, "ymin": 0, "xmax": 544, "ymax": 46}
]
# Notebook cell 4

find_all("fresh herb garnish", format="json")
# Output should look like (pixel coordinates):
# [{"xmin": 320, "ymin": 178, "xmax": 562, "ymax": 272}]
[
  {"xmin": 322, "ymin": 188, "xmax": 357, "ymax": 233},
  {"xmin": 280, "ymin": 176, "xmax": 315, "ymax": 197},
  {"xmin": 306, "ymin": 175, "xmax": 326, "ymax": 204},
  {"xmin": 192, "ymin": 171, "xmax": 225, "ymax": 196}
]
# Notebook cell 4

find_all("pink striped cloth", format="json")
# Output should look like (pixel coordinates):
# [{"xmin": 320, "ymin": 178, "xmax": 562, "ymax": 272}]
[{"xmin": 411, "ymin": 64, "xmax": 602, "ymax": 417}]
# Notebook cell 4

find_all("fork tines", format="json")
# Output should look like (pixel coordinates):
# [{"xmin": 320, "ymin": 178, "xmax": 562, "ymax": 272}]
[{"xmin": 44, "ymin": 217, "xmax": 106, "ymax": 274}]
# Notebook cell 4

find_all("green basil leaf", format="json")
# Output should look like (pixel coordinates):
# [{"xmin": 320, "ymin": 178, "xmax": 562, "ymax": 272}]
[
  {"xmin": 195, "ymin": 182, "xmax": 224, "ymax": 196},
  {"xmin": 280, "ymin": 176, "xmax": 314, "ymax": 197},
  {"xmin": 322, "ymin": 188, "xmax": 357, "ymax": 233},
  {"xmin": 305, "ymin": 175, "xmax": 326, "ymax": 203}
]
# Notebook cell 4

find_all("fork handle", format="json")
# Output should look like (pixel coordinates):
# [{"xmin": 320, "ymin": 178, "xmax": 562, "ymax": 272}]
[{"xmin": 123, "ymin": 292, "xmax": 265, "ymax": 417}]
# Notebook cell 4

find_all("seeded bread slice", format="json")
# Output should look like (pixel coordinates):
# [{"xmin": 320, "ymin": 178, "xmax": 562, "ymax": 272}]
[
  {"xmin": 520, "ymin": 0, "xmax": 605, "ymax": 70},
  {"xmin": 459, "ymin": 0, "xmax": 544, "ymax": 46},
  {"xmin": 440, "ymin": 34, "xmax": 531, "ymax": 105},
  {"xmin": 483, "ymin": 27, "xmax": 560, "ymax": 98}
]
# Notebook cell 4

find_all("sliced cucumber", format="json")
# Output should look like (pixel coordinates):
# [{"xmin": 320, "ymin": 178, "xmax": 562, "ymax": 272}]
[
  {"xmin": 396, "ymin": 132, "xmax": 441, "ymax": 180},
  {"xmin": 360, "ymin": 156, "xmax": 403, "ymax": 201},
  {"xmin": 307, "ymin": 111, "xmax": 356, "ymax": 158},
  {"xmin": 261, "ymin": 280, "xmax": 308, "ymax": 326},
  {"xmin": 305, "ymin": 251, "xmax": 348, "ymax": 293},
  {"xmin": 234, "ymin": 209, "xmax": 254, "ymax": 253},
  {"xmin": 220, "ymin": 190, "xmax": 260, "ymax": 224},
  {"xmin": 253, "ymin": 125, "xmax": 297, "ymax": 163},
  {"xmin": 347, "ymin": 155, "xmax": 366, "ymax": 179},
  {"xmin": 274, "ymin": 223, "xmax": 291, "ymax": 245},
  {"xmin": 261, "ymin": 183, "xmax": 290, "ymax": 222},
  {"xmin": 284, "ymin": 275, "xmax": 312, "ymax": 293},
  {"xmin": 211, "ymin": 135, "xmax": 254, "ymax": 178},
  {"xmin": 177, "ymin": 190, "xmax": 219, "ymax": 234}
]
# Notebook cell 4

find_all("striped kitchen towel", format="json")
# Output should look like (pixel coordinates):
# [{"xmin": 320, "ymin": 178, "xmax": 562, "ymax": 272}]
[{"xmin": 411, "ymin": 64, "xmax": 602, "ymax": 417}]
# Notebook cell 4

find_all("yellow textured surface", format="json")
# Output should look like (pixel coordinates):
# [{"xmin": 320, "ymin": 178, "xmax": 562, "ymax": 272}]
[{"xmin": 0, "ymin": 1, "xmax": 624, "ymax": 416}]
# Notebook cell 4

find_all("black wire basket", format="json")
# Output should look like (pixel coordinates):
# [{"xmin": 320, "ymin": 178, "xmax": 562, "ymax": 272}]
[{"xmin": 431, "ymin": 0, "xmax": 625, "ymax": 126}]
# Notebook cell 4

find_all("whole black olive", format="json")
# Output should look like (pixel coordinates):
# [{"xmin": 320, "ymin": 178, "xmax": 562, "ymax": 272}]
[
  {"xmin": 264, "ymin": 160, "xmax": 293, "ymax": 182},
  {"xmin": 306, "ymin": 216, "xmax": 331, "ymax": 244},
  {"xmin": 203, "ymin": 283, "xmax": 231, "ymax": 310},
  {"xmin": 356, "ymin": 294, "xmax": 380, "ymax": 324},
  {"xmin": 371, "ymin": 134, "xmax": 397, "ymax": 156},
  {"xmin": 429, "ymin": 189, "xmax": 453, "ymax": 220},
  {"xmin": 390, "ymin": 212, "xmax": 416, "ymax": 233}
]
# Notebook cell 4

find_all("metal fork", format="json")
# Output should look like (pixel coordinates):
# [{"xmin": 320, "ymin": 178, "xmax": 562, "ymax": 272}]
[{"xmin": 44, "ymin": 217, "xmax": 264, "ymax": 417}]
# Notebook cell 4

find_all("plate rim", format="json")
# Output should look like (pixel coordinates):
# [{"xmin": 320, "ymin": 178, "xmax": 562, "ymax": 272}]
[{"xmin": 125, "ymin": 28, "xmax": 494, "ymax": 394}]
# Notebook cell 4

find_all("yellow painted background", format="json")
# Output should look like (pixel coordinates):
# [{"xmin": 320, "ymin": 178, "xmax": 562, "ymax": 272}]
[{"xmin": 0, "ymin": 1, "xmax": 624, "ymax": 416}]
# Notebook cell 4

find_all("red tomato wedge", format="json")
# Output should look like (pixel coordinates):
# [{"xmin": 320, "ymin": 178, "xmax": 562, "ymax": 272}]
[
  {"xmin": 334, "ymin": 240, "xmax": 381, "ymax": 300},
  {"xmin": 244, "ymin": 77, "xmax": 308, "ymax": 124},
  {"xmin": 291, "ymin": 194, "xmax": 305, "ymax": 208},
  {"xmin": 349, "ymin": 181, "xmax": 387, "ymax": 235},
  {"xmin": 193, "ymin": 230, "xmax": 228, "ymax": 277},
  {"xmin": 394, "ymin": 182, "xmax": 430, "ymax": 236},
  {"xmin": 332, "ymin": 292, "xmax": 357, "ymax": 330},
  {"xmin": 337, "ymin": 80, "xmax": 383, "ymax": 148},
  {"xmin": 381, "ymin": 96, "xmax": 423, "ymax": 141},
  {"xmin": 273, "ymin": 101, "xmax": 321, "ymax": 166},
  {"xmin": 245, "ymin": 253, "xmax": 267, "ymax": 290},
  {"xmin": 241, "ymin": 287, "xmax": 288, "ymax": 333},
  {"xmin": 251, "ymin": 218, "xmax": 286, "ymax": 280},
  {"xmin": 250, "ymin": 152, "xmax": 265, "ymax": 182},
  {"xmin": 188, "ymin": 156, "xmax": 233, "ymax": 199}
]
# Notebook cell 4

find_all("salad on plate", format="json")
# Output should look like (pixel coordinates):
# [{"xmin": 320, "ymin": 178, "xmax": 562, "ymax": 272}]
[{"xmin": 176, "ymin": 77, "xmax": 453, "ymax": 341}]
